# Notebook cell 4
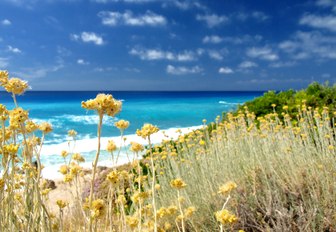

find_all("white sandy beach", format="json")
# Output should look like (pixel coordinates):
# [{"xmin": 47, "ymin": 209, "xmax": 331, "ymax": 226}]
[{"xmin": 41, "ymin": 125, "xmax": 202, "ymax": 180}]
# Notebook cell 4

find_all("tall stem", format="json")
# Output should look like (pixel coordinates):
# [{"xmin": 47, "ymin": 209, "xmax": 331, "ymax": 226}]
[
  {"xmin": 148, "ymin": 137, "xmax": 157, "ymax": 232},
  {"xmin": 88, "ymin": 113, "xmax": 103, "ymax": 231}
]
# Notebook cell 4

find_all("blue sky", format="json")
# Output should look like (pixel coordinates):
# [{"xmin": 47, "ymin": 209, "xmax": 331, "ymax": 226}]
[{"xmin": 0, "ymin": 0, "xmax": 335, "ymax": 90}]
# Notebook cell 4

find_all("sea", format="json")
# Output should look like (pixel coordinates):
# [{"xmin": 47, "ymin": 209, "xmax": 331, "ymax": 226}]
[{"xmin": 0, "ymin": 91, "xmax": 263, "ymax": 179}]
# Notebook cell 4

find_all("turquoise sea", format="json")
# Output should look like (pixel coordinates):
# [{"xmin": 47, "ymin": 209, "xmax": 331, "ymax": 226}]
[{"xmin": 1, "ymin": 91, "xmax": 263, "ymax": 178}]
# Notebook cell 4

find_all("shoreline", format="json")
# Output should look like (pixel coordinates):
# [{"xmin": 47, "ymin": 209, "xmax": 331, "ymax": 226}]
[{"xmin": 41, "ymin": 125, "xmax": 203, "ymax": 180}]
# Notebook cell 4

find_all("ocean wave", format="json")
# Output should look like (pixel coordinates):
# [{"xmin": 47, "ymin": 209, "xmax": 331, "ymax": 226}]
[
  {"xmin": 55, "ymin": 114, "xmax": 119, "ymax": 126},
  {"xmin": 40, "ymin": 125, "xmax": 202, "ymax": 157},
  {"xmin": 218, "ymin": 101, "xmax": 240, "ymax": 105}
]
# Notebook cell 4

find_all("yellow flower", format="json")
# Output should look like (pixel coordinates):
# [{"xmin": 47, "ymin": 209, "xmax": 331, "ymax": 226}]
[
  {"xmin": 81, "ymin": 93, "xmax": 122, "ymax": 117},
  {"xmin": 130, "ymin": 141, "xmax": 144, "ymax": 153},
  {"xmin": 218, "ymin": 181, "xmax": 237, "ymax": 195},
  {"xmin": 61, "ymin": 150, "xmax": 68, "ymax": 158},
  {"xmin": 106, "ymin": 170, "xmax": 119, "ymax": 184},
  {"xmin": 68, "ymin": 129, "xmax": 77, "ymax": 137},
  {"xmin": 56, "ymin": 199, "xmax": 68, "ymax": 209},
  {"xmin": 283, "ymin": 105, "xmax": 289, "ymax": 110},
  {"xmin": 4, "ymin": 77, "xmax": 29, "ymax": 95},
  {"xmin": 114, "ymin": 119, "xmax": 130, "ymax": 130},
  {"xmin": 2, "ymin": 144, "xmax": 19, "ymax": 154},
  {"xmin": 59, "ymin": 165, "xmax": 68, "ymax": 175},
  {"xmin": 126, "ymin": 216, "xmax": 139, "ymax": 229},
  {"xmin": 106, "ymin": 140, "xmax": 117, "ymax": 152},
  {"xmin": 39, "ymin": 122, "xmax": 53, "ymax": 134},
  {"xmin": 0, "ymin": 70, "xmax": 9, "ymax": 85},
  {"xmin": 215, "ymin": 209, "xmax": 238, "ymax": 225},
  {"xmin": 136, "ymin": 123, "xmax": 159, "ymax": 139},
  {"xmin": 25, "ymin": 120, "xmax": 39, "ymax": 133},
  {"xmin": 72, "ymin": 153, "xmax": 85, "ymax": 162},
  {"xmin": 9, "ymin": 107, "xmax": 29, "ymax": 128},
  {"xmin": 91, "ymin": 199, "xmax": 105, "ymax": 219},
  {"xmin": 184, "ymin": 206, "xmax": 196, "ymax": 218},
  {"xmin": 170, "ymin": 178, "xmax": 187, "ymax": 190}
]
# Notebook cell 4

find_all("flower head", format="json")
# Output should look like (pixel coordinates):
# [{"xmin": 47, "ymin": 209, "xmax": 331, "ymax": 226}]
[
  {"xmin": 4, "ymin": 77, "xmax": 29, "ymax": 95},
  {"xmin": 106, "ymin": 140, "xmax": 117, "ymax": 152},
  {"xmin": 130, "ymin": 141, "xmax": 144, "ymax": 153},
  {"xmin": 0, "ymin": 70, "xmax": 9, "ymax": 86},
  {"xmin": 218, "ymin": 181, "xmax": 237, "ymax": 195},
  {"xmin": 114, "ymin": 119, "xmax": 129, "ymax": 130},
  {"xmin": 39, "ymin": 122, "xmax": 53, "ymax": 134},
  {"xmin": 136, "ymin": 123, "xmax": 159, "ymax": 139},
  {"xmin": 215, "ymin": 209, "xmax": 237, "ymax": 225},
  {"xmin": 170, "ymin": 178, "xmax": 187, "ymax": 190},
  {"xmin": 81, "ymin": 93, "xmax": 122, "ymax": 117}
]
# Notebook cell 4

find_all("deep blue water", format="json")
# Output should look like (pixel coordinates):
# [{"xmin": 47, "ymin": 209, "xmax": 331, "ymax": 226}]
[{"xmin": 0, "ymin": 91, "xmax": 263, "ymax": 144}]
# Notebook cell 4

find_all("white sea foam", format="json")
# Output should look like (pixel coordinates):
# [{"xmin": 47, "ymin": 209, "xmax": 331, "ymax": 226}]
[
  {"xmin": 55, "ymin": 114, "xmax": 119, "ymax": 126},
  {"xmin": 40, "ymin": 125, "xmax": 202, "ymax": 180},
  {"xmin": 218, "ymin": 101, "xmax": 240, "ymax": 105}
]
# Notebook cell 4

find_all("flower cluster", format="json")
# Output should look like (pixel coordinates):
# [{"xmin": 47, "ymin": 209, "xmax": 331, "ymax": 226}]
[
  {"xmin": 81, "ymin": 93, "xmax": 122, "ymax": 117},
  {"xmin": 136, "ymin": 123, "xmax": 159, "ymax": 139}
]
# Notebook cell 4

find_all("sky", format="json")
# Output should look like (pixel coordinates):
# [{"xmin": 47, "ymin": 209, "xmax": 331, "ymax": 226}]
[{"xmin": 0, "ymin": 0, "xmax": 335, "ymax": 91}]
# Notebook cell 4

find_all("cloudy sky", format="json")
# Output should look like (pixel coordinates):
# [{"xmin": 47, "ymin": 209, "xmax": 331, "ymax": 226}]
[{"xmin": 0, "ymin": 0, "xmax": 335, "ymax": 90}]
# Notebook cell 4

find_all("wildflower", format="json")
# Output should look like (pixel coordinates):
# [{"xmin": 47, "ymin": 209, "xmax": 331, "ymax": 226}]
[
  {"xmin": 116, "ymin": 195, "xmax": 127, "ymax": 205},
  {"xmin": 218, "ymin": 181, "xmax": 237, "ymax": 195},
  {"xmin": 56, "ymin": 199, "xmax": 68, "ymax": 209},
  {"xmin": 283, "ymin": 105, "xmax": 289, "ymax": 110},
  {"xmin": 25, "ymin": 120, "xmax": 39, "ymax": 133},
  {"xmin": 114, "ymin": 119, "xmax": 130, "ymax": 130},
  {"xmin": 106, "ymin": 170, "xmax": 119, "ymax": 184},
  {"xmin": 61, "ymin": 150, "xmax": 68, "ymax": 158},
  {"xmin": 0, "ymin": 70, "xmax": 9, "ymax": 85},
  {"xmin": 81, "ymin": 93, "xmax": 122, "ymax": 117},
  {"xmin": 130, "ymin": 141, "xmax": 144, "ymax": 153},
  {"xmin": 136, "ymin": 123, "xmax": 159, "ymax": 139},
  {"xmin": 131, "ymin": 191, "xmax": 150, "ymax": 204},
  {"xmin": 0, "ymin": 178, "xmax": 4, "ymax": 190},
  {"xmin": 91, "ymin": 199, "xmax": 105, "ymax": 219},
  {"xmin": 70, "ymin": 163, "xmax": 82, "ymax": 176},
  {"xmin": 184, "ymin": 206, "xmax": 196, "ymax": 218},
  {"xmin": 68, "ymin": 129, "xmax": 77, "ymax": 137},
  {"xmin": 9, "ymin": 107, "xmax": 29, "ymax": 128},
  {"xmin": 72, "ymin": 153, "xmax": 85, "ymax": 162},
  {"xmin": 215, "ymin": 209, "xmax": 238, "ymax": 225},
  {"xmin": 170, "ymin": 178, "xmax": 187, "ymax": 190},
  {"xmin": 4, "ymin": 77, "xmax": 29, "ymax": 95},
  {"xmin": 106, "ymin": 140, "xmax": 117, "ymax": 152},
  {"xmin": 59, "ymin": 165, "xmax": 68, "ymax": 175},
  {"xmin": 271, "ymin": 104, "xmax": 276, "ymax": 108},
  {"xmin": 39, "ymin": 122, "xmax": 53, "ymax": 134},
  {"xmin": 2, "ymin": 144, "xmax": 19, "ymax": 154},
  {"xmin": 126, "ymin": 216, "xmax": 139, "ymax": 229}
]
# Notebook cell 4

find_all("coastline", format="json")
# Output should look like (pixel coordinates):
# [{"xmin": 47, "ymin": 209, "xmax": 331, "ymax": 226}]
[{"xmin": 41, "ymin": 125, "xmax": 203, "ymax": 180}]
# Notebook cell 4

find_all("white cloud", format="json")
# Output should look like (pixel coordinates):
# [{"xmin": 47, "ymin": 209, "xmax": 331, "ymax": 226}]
[
  {"xmin": 71, "ymin": 32, "xmax": 104, "ymax": 45},
  {"xmin": 299, "ymin": 14, "xmax": 336, "ymax": 32},
  {"xmin": 220, "ymin": 35, "xmax": 263, "ymax": 44},
  {"xmin": 202, "ymin": 35, "xmax": 223, "ymax": 44},
  {"xmin": 269, "ymin": 61, "xmax": 296, "ymax": 68},
  {"xmin": 166, "ymin": 65, "xmax": 202, "ymax": 75},
  {"xmin": 238, "ymin": 61, "xmax": 258, "ymax": 69},
  {"xmin": 129, "ymin": 48, "xmax": 197, "ymax": 61},
  {"xmin": 0, "ymin": 57, "xmax": 9, "ymax": 68},
  {"xmin": 98, "ymin": 10, "xmax": 166, "ymax": 27},
  {"xmin": 1, "ymin": 19, "xmax": 11, "ymax": 26},
  {"xmin": 219, "ymin": 67, "xmax": 233, "ymax": 74},
  {"xmin": 316, "ymin": 0, "xmax": 336, "ymax": 11},
  {"xmin": 7, "ymin": 45, "xmax": 21, "ymax": 53},
  {"xmin": 279, "ymin": 31, "xmax": 336, "ymax": 60},
  {"xmin": 77, "ymin": 59, "xmax": 89, "ymax": 65},
  {"xmin": 246, "ymin": 46, "xmax": 279, "ymax": 61},
  {"xmin": 93, "ymin": 0, "xmax": 156, "ymax": 3},
  {"xmin": 162, "ymin": 0, "xmax": 207, "ymax": 11},
  {"xmin": 251, "ymin": 11, "xmax": 269, "ymax": 21},
  {"xmin": 196, "ymin": 14, "xmax": 229, "ymax": 28},
  {"xmin": 208, "ymin": 50, "xmax": 223, "ymax": 60}
]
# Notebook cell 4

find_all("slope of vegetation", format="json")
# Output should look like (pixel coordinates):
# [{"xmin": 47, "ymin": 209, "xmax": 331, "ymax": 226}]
[{"xmin": 0, "ymin": 70, "xmax": 335, "ymax": 231}]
